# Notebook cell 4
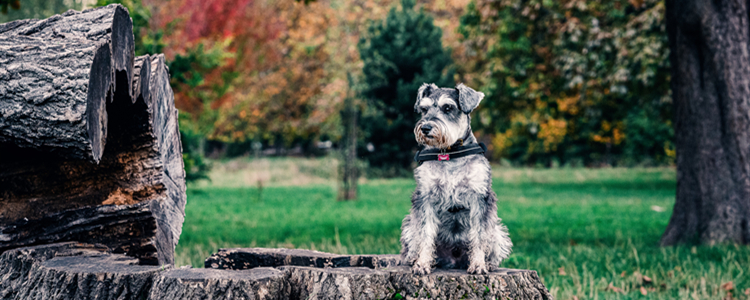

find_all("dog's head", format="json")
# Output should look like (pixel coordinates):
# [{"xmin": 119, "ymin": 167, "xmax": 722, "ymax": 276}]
[{"xmin": 414, "ymin": 83, "xmax": 484, "ymax": 149}]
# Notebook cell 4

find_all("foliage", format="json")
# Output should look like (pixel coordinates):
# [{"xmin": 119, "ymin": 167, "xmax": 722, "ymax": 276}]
[
  {"xmin": 147, "ymin": 0, "xmax": 361, "ymax": 152},
  {"xmin": 97, "ymin": 0, "xmax": 212, "ymax": 183},
  {"xmin": 96, "ymin": 0, "xmax": 163, "ymax": 56},
  {"xmin": 177, "ymin": 163, "xmax": 748, "ymax": 299},
  {"xmin": 358, "ymin": 0, "xmax": 455, "ymax": 173},
  {"xmin": 0, "ymin": 0, "xmax": 82, "ymax": 21},
  {"xmin": 179, "ymin": 114, "xmax": 211, "ymax": 183},
  {"xmin": 0, "ymin": 0, "xmax": 19, "ymax": 15},
  {"xmin": 458, "ymin": 0, "xmax": 672, "ymax": 166}
]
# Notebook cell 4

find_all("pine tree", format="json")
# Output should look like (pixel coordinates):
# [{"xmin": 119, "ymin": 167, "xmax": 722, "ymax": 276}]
[{"xmin": 358, "ymin": 0, "xmax": 454, "ymax": 174}]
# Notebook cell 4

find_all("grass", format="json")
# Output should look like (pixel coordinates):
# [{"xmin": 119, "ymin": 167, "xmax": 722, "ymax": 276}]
[{"xmin": 176, "ymin": 158, "xmax": 750, "ymax": 299}]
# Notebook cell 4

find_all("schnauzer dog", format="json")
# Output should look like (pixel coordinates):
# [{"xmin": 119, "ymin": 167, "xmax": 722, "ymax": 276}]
[{"xmin": 400, "ymin": 83, "xmax": 512, "ymax": 275}]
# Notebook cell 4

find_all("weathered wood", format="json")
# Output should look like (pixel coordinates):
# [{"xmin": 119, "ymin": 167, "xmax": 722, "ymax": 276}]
[
  {"xmin": 2, "ymin": 244, "xmax": 552, "ymax": 299},
  {"xmin": 281, "ymin": 266, "xmax": 394, "ymax": 300},
  {"xmin": 0, "ymin": 54, "xmax": 185, "ymax": 265},
  {"xmin": 279, "ymin": 266, "xmax": 552, "ymax": 300},
  {"xmin": 0, "ymin": 4, "xmax": 134, "ymax": 163},
  {"xmin": 205, "ymin": 248, "xmax": 402, "ymax": 270},
  {"xmin": 388, "ymin": 267, "xmax": 552, "ymax": 300},
  {"xmin": 0, "ymin": 202, "xmax": 158, "ymax": 264},
  {"xmin": 0, "ymin": 242, "xmax": 159, "ymax": 300},
  {"xmin": 149, "ymin": 268, "xmax": 290, "ymax": 300},
  {"xmin": 661, "ymin": 0, "xmax": 750, "ymax": 245},
  {"xmin": 144, "ymin": 54, "xmax": 187, "ymax": 266},
  {"xmin": 0, "ymin": 18, "xmax": 185, "ymax": 265}
]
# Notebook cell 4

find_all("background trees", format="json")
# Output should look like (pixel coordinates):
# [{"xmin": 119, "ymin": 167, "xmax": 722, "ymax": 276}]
[
  {"xmin": 1, "ymin": 0, "xmax": 680, "ymax": 174},
  {"xmin": 458, "ymin": 0, "xmax": 672, "ymax": 167},
  {"xmin": 357, "ymin": 0, "xmax": 454, "ymax": 174}
]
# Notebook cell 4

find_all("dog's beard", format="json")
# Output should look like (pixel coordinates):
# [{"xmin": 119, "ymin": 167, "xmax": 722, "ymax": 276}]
[{"xmin": 414, "ymin": 120, "xmax": 459, "ymax": 149}]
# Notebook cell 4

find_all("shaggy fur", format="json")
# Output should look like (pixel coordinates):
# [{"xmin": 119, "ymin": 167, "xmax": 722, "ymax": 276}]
[{"xmin": 401, "ymin": 83, "xmax": 512, "ymax": 275}]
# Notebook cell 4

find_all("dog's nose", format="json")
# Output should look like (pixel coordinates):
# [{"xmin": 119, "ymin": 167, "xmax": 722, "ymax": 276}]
[{"xmin": 420, "ymin": 124, "xmax": 433, "ymax": 135}]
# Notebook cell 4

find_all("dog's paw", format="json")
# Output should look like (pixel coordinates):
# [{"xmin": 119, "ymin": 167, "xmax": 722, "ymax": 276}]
[
  {"xmin": 412, "ymin": 263, "xmax": 432, "ymax": 276},
  {"xmin": 467, "ymin": 263, "xmax": 488, "ymax": 275}
]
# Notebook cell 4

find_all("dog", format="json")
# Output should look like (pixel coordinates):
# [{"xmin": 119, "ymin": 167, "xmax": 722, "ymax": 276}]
[{"xmin": 400, "ymin": 83, "xmax": 512, "ymax": 275}]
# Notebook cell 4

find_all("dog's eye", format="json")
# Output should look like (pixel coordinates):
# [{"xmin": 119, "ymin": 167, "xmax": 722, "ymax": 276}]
[
  {"xmin": 442, "ymin": 105, "xmax": 452, "ymax": 113},
  {"xmin": 420, "ymin": 107, "xmax": 428, "ymax": 114}
]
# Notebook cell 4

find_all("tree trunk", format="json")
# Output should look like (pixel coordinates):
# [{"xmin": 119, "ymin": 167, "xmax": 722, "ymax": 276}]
[
  {"xmin": 338, "ymin": 95, "xmax": 358, "ymax": 201},
  {"xmin": 0, "ymin": 4, "xmax": 134, "ymax": 163},
  {"xmin": 662, "ymin": 0, "xmax": 750, "ymax": 245},
  {"xmin": 0, "ymin": 6, "xmax": 186, "ymax": 266}
]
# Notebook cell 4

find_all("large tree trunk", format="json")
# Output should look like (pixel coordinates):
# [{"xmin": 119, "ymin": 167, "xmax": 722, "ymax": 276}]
[
  {"xmin": 0, "ymin": 5, "xmax": 186, "ymax": 266},
  {"xmin": 0, "ymin": 5, "xmax": 134, "ymax": 163},
  {"xmin": 662, "ymin": 0, "xmax": 750, "ymax": 245}
]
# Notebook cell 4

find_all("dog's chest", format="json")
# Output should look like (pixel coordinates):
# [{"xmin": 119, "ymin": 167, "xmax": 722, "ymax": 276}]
[{"xmin": 414, "ymin": 156, "xmax": 490, "ymax": 206}]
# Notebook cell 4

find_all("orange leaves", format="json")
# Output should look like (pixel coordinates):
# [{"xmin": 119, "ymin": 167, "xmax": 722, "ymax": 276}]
[
  {"xmin": 592, "ymin": 121, "xmax": 625, "ymax": 146},
  {"xmin": 556, "ymin": 96, "xmax": 579, "ymax": 115},
  {"xmin": 538, "ymin": 119, "xmax": 567, "ymax": 152}
]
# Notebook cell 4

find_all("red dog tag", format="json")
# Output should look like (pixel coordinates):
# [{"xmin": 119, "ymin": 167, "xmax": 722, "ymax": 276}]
[{"xmin": 438, "ymin": 154, "xmax": 450, "ymax": 161}]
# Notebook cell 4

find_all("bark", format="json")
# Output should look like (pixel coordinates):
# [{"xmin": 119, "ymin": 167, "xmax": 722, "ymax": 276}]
[
  {"xmin": 149, "ymin": 268, "xmax": 290, "ymax": 300},
  {"xmin": 0, "ymin": 4, "xmax": 134, "ymax": 163},
  {"xmin": 388, "ymin": 267, "xmax": 552, "ymax": 300},
  {"xmin": 662, "ymin": 0, "xmax": 750, "ymax": 245},
  {"xmin": 0, "ymin": 243, "xmax": 158, "ymax": 300},
  {"xmin": 0, "ymin": 6, "xmax": 186, "ymax": 265},
  {"xmin": 2, "ymin": 244, "xmax": 551, "ymax": 300},
  {"xmin": 281, "ymin": 266, "xmax": 394, "ymax": 300},
  {"xmin": 0, "ymin": 202, "xmax": 158, "ymax": 264}
]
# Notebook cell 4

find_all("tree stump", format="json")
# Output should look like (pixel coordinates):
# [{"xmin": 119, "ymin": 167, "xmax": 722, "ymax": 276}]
[
  {"xmin": 0, "ymin": 242, "xmax": 159, "ymax": 300},
  {"xmin": 206, "ymin": 248, "xmax": 552, "ymax": 300},
  {"xmin": 1, "ymin": 244, "xmax": 552, "ymax": 299},
  {"xmin": 0, "ymin": 5, "xmax": 186, "ymax": 266},
  {"xmin": 149, "ymin": 268, "xmax": 290, "ymax": 300}
]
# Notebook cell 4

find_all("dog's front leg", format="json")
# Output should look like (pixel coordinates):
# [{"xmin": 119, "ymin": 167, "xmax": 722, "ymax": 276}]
[
  {"xmin": 466, "ymin": 201, "xmax": 489, "ymax": 275},
  {"xmin": 411, "ymin": 200, "xmax": 439, "ymax": 275}
]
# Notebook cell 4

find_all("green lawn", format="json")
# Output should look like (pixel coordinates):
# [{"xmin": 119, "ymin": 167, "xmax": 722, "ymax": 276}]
[{"xmin": 176, "ymin": 165, "xmax": 749, "ymax": 299}]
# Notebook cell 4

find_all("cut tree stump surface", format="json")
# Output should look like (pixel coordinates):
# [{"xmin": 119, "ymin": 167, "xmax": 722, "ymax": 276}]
[
  {"xmin": 0, "ymin": 243, "xmax": 553, "ymax": 300},
  {"xmin": 205, "ymin": 247, "xmax": 402, "ymax": 270}
]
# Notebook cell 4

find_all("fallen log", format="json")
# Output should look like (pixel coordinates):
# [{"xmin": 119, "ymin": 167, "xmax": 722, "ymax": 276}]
[
  {"xmin": 0, "ymin": 4, "xmax": 134, "ymax": 163},
  {"xmin": 0, "ymin": 5, "xmax": 186, "ymax": 265}
]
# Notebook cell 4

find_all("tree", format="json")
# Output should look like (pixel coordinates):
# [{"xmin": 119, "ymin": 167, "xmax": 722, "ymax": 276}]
[
  {"xmin": 660, "ymin": 0, "xmax": 750, "ymax": 245},
  {"xmin": 458, "ymin": 0, "xmax": 672, "ymax": 166},
  {"xmin": 358, "ymin": 0, "xmax": 454, "ymax": 173}
]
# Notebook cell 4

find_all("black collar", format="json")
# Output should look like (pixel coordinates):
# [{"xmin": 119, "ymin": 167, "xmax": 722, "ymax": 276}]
[{"xmin": 414, "ymin": 142, "xmax": 487, "ymax": 163}]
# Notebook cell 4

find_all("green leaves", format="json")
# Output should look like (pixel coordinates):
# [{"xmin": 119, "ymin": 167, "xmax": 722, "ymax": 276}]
[
  {"xmin": 459, "ymin": 0, "xmax": 672, "ymax": 166},
  {"xmin": 358, "ymin": 0, "xmax": 454, "ymax": 172}
]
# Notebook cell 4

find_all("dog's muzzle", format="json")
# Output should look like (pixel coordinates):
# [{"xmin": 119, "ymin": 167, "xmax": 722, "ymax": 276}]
[
  {"xmin": 420, "ymin": 124, "xmax": 433, "ymax": 135},
  {"xmin": 414, "ymin": 120, "xmax": 449, "ymax": 148}
]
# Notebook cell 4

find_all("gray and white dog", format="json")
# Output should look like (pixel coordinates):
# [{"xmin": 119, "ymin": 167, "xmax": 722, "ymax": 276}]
[{"xmin": 400, "ymin": 83, "xmax": 512, "ymax": 275}]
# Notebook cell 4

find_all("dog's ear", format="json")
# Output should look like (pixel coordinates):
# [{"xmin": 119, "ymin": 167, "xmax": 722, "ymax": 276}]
[
  {"xmin": 456, "ymin": 83, "xmax": 485, "ymax": 114},
  {"xmin": 415, "ymin": 83, "xmax": 438, "ymax": 113}
]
